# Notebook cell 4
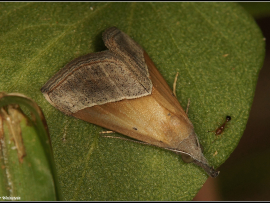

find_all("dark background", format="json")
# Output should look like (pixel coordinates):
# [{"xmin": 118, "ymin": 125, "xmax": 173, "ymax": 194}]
[{"xmin": 194, "ymin": 3, "xmax": 270, "ymax": 201}]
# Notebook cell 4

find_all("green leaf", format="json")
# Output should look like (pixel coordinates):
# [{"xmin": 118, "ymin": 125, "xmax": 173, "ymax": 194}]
[
  {"xmin": 0, "ymin": 93, "xmax": 61, "ymax": 200},
  {"xmin": 0, "ymin": 2, "xmax": 265, "ymax": 201}
]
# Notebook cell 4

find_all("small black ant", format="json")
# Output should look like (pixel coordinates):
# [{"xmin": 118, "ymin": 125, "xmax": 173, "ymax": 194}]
[{"xmin": 208, "ymin": 116, "xmax": 231, "ymax": 142}]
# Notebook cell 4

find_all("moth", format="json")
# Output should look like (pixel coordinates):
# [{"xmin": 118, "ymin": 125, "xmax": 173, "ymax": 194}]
[{"xmin": 41, "ymin": 27, "xmax": 219, "ymax": 178}]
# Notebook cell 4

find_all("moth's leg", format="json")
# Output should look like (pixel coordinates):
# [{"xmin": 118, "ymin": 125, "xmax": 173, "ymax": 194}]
[
  {"xmin": 99, "ymin": 130, "xmax": 115, "ymax": 134},
  {"xmin": 101, "ymin": 135, "xmax": 196, "ymax": 162},
  {"xmin": 173, "ymin": 72, "xmax": 179, "ymax": 97},
  {"xmin": 185, "ymin": 98, "xmax": 190, "ymax": 115},
  {"xmin": 172, "ymin": 72, "xmax": 190, "ymax": 116},
  {"xmin": 100, "ymin": 135, "xmax": 156, "ymax": 147}
]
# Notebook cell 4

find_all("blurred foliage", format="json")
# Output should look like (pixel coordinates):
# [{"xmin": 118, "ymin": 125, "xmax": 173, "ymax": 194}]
[
  {"xmin": 239, "ymin": 2, "xmax": 270, "ymax": 19},
  {"xmin": 0, "ymin": 93, "xmax": 61, "ymax": 200},
  {"xmin": 219, "ymin": 148, "xmax": 270, "ymax": 200}
]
